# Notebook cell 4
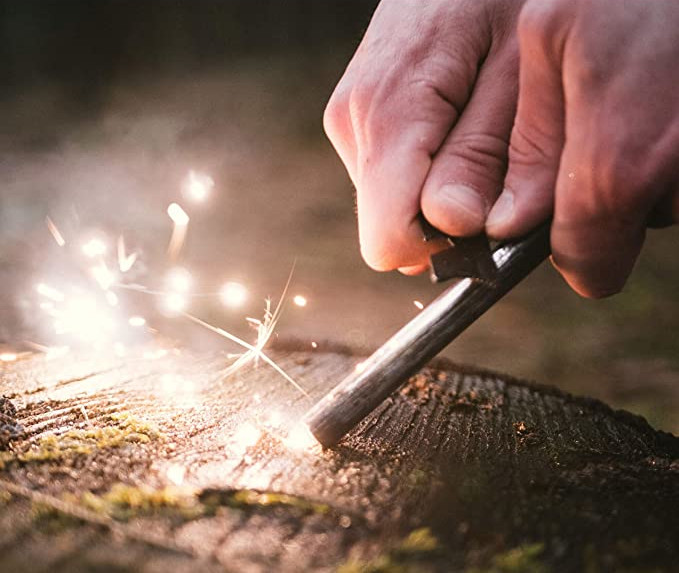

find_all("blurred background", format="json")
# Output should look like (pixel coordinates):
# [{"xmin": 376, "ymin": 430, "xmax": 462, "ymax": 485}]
[{"xmin": 1, "ymin": 0, "xmax": 677, "ymax": 433}]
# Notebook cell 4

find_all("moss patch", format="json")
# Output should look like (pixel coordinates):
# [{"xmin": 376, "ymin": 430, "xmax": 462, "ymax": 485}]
[
  {"xmin": 469, "ymin": 543, "xmax": 547, "ymax": 573},
  {"xmin": 6, "ymin": 412, "xmax": 162, "ymax": 466},
  {"xmin": 80, "ymin": 483, "xmax": 202, "ymax": 521},
  {"xmin": 199, "ymin": 487, "xmax": 331, "ymax": 516},
  {"xmin": 338, "ymin": 527, "xmax": 442, "ymax": 573}
]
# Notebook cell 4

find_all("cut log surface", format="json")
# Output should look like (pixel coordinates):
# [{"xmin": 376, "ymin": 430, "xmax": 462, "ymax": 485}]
[{"xmin": 0, "ymin": 346, "xmax": 678, "ymax": 572}]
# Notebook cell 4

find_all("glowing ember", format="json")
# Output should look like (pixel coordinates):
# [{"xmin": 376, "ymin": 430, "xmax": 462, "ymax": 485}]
[
  {"xmin": 284, "ymin": 423, "xmax": 318, "ymax": 451},
  {"xmin": 46, "ymin": 216, "xmax": 66, "ymax": 247},
  {"xmin": 293, "ymin": 295, "xmax": 308, "ymax": 307},
  {"xmin": 81, "ymin": 238, "xmax": 107, "ymax": 258},
  {"xmin": 182, "ymin": 170, "xmax": 214, "ymax": 203},
  {"xmin": 162, "ymin": 292, "xmax": 187, "ymax": 315},
  {"xmin": 220, "ymin": 281, "xmax": 248, "ymax": 308},
  {"xmin": 167, "ymin": 203, "xmax": 190, "ymax": 226},
  {"xmin": 232, "ymin": 422, "xmax": 262, "ymax": 451},
  {"xmin": 0, "ymin": 353, "xmax": 17, "ymax": 362},
  {"xmin": 128, "ymin": 316, "xmax": 146, "ymax": 327},
  {"xmin": 413, "ymin": 300, "xmax": 424, "ymax": 310},
  {"xmin": 165, "ymin": 267, "xmax": 193, "ymax": 293},
  {"xmin": 117, "ymin": 236, "xmax": 137, "ymax": 273}
]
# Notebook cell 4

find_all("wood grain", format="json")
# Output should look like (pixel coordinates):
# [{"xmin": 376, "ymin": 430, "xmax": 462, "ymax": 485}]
[{"xmin": 0, "ymin": 347, "xmax": 677, "ymax": 572}]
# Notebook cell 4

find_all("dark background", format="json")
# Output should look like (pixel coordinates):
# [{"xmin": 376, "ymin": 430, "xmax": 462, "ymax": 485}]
[{"xmin": 1, "ymin": 1, "xmax": 677, "ymax": 433}]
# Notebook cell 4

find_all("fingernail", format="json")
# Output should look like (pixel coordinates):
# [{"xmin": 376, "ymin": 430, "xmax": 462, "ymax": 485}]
[
  {"xmin": 486, "ymin": 189, "xmax": 515, "ymax": 231},
  {"xmin": 438, "ymin": 184, "xmax": 486, "ymax": 228}
]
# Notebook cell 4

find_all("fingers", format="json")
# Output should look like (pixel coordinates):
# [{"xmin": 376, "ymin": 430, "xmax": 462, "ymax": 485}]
[
  {"xmin": 486, "ymin": 2, "xmax": 570, "ymax": 240},
  {"xmin": 420, "ymin": 47, "xmax": 519, "ymax": 237}
]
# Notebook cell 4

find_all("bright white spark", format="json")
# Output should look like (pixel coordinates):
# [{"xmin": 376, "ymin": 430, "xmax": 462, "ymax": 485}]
[
  {"xmin": 293, "ymin": 295, "xmax": 308, "ymax": 307},
  {"xmin": 413, "ymin": 300, "xmax": 424, "ymax": 310},
  {"xmin": 311, "ymin": 341, "xmax": 318, "ymax": 349},
  {"xmin": 355, "ymin": 361, "xmax": 367, "ymax": 373},
  {"xmin": 46, "ymin": 216, "xmax": 66, "ymax": 247},
  {"xmin": 81, "ymin": 238, "xmax": 107, "ymax": 258},
  {"xmin": 167, "ymin": 203, "xmax": 190, "ymax": 226},
  {"xmin": 219, "ymin": 281, "xmax": 248, "ymax": 308},
  {"xmin": 284, "ymin": 423, "xmax": 318, "ymax": 451},
  {"xmin": 162, "ymin": 293, "xmax": 187, "ymax": 315},
  {"xmin": 182, "ymin": 170, "xmax": 214, "ymax": 203},
  {"xmin": 0, "ymin": 353, "xmax": 17, "ymax": 363},
  {"xmin": 117, "ymin": 236, "xmax": 138, "ymax": 273},
  {"xmin": 36, "ymin": 283, "xmax": 65, "ymax": 302},
  {"xmin": 165, "ymin": 267, "xmax": 192, "ymax": 293},
  {"xmin": 106, "ymin": 291, "xmax": 119, "ymax": 306},
  {"xmin": 128, "ymin": 316, "xmax": 146, "ymax": 327}
]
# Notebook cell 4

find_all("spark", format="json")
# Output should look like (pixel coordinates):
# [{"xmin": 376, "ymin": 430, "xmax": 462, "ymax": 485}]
[
  {"xmin": 117, "ymin": 236, "xmax": 137, "ymax": 273},
  {"xmin": 185, "ymin": 312, "xmax": 309, "ymax": 398},
  {"xmin": 182, "ymin": 170, "xmax": 214, "ymax": 203},
  {"xmin": 413, "ymin": 300, "xmax": 424, "ymax": 310},
  {"xmin": 166, "ymin": 203, "xmax": 189, "ymax": 260},
  {"xmin": 219, "ymin": 281, "xmax": 248, "ymax": 308},
  {"xmin": 293, "ymin": 295, "xmax": 308, "ymax": 307},
  {"xmin": 128, "ymin": 316, "xmax": 146, "ymax": 327},
  {"xmin": 311, "ymin": 341, "xmax": 318, "ymax": 349},
  {"xmin": 82, "ymin": 237, "xmax": 107, "ymax": 258},
  {"xmin": 284, "ymin": 423, "xmax": 319, "ymax": 451},
  {"xmin": 106, "ymin": 291, "xmax": 119, "ymax": 306},
  {"xmin": 0, "ymin": 353, "xmax": 17, "ymax": 362},
  {"xmin": 46, "ymin": 216, "xmax": 66, "ymax": 247},
  {"xmin": 36, "ymin": 283, "xmax": 65, "ymax": 302},
  {"xmin": 162, "ymin": 293, "xmax": 187, "ymax": 315},
  {"xmin": 354, "ymin": 361, "xmax": 367, "ymax": 373},
  {"xmin": 167, "ymin": 203, "xmax": 190, "ymax": 226},
  {"xmin": 165, "ymin": 267, "xmax": 192, "ymax": 293}
]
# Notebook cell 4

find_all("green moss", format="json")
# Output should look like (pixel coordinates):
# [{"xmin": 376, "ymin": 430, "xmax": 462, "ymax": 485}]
[
  {"xmin": 80, "ymin": 483, "xmax": 202, "ymax": 521},
  {"xmin": 10, "ymin": 412, "xmax": 162, "ymax": 465},
  {"xmin": 31, "ymin": 501, "xmax": 85, "ymax": 532},
  {"xmin": 200, "ymin": 488, "xmax": 331, "ymax": 516},
  {"xmin": 337, "ymin": 527, "xmax": 441, "ymax": 573},
  {"xmin": 470, "ymin": 543, "xmax": 547, "ymax": 573}
]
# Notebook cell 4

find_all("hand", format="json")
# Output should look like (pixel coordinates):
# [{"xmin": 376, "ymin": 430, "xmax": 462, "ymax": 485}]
[
  {"xmin": 486, "ymin": 0, "xmax": 679, "ymax": 297},
  {"xmin": 323, "ymin": 0, "xmax": 523, "ymax": 274}
]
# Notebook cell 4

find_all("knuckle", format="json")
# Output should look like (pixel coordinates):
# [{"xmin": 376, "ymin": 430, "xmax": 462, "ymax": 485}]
[{"xmin": 439, "ymin": 132, "xmax": 509, "ymax": 177}]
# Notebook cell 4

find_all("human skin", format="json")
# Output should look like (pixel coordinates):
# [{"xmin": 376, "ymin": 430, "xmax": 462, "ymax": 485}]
[{"xmin": 324, "ymin": 0, "xmax": 679, "ymax": 297}]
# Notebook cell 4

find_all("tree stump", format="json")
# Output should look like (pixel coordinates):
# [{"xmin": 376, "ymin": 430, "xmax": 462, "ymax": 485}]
[{"xmin": 0, "ymin": 345, "xmax": 677, "ymax": 572}]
